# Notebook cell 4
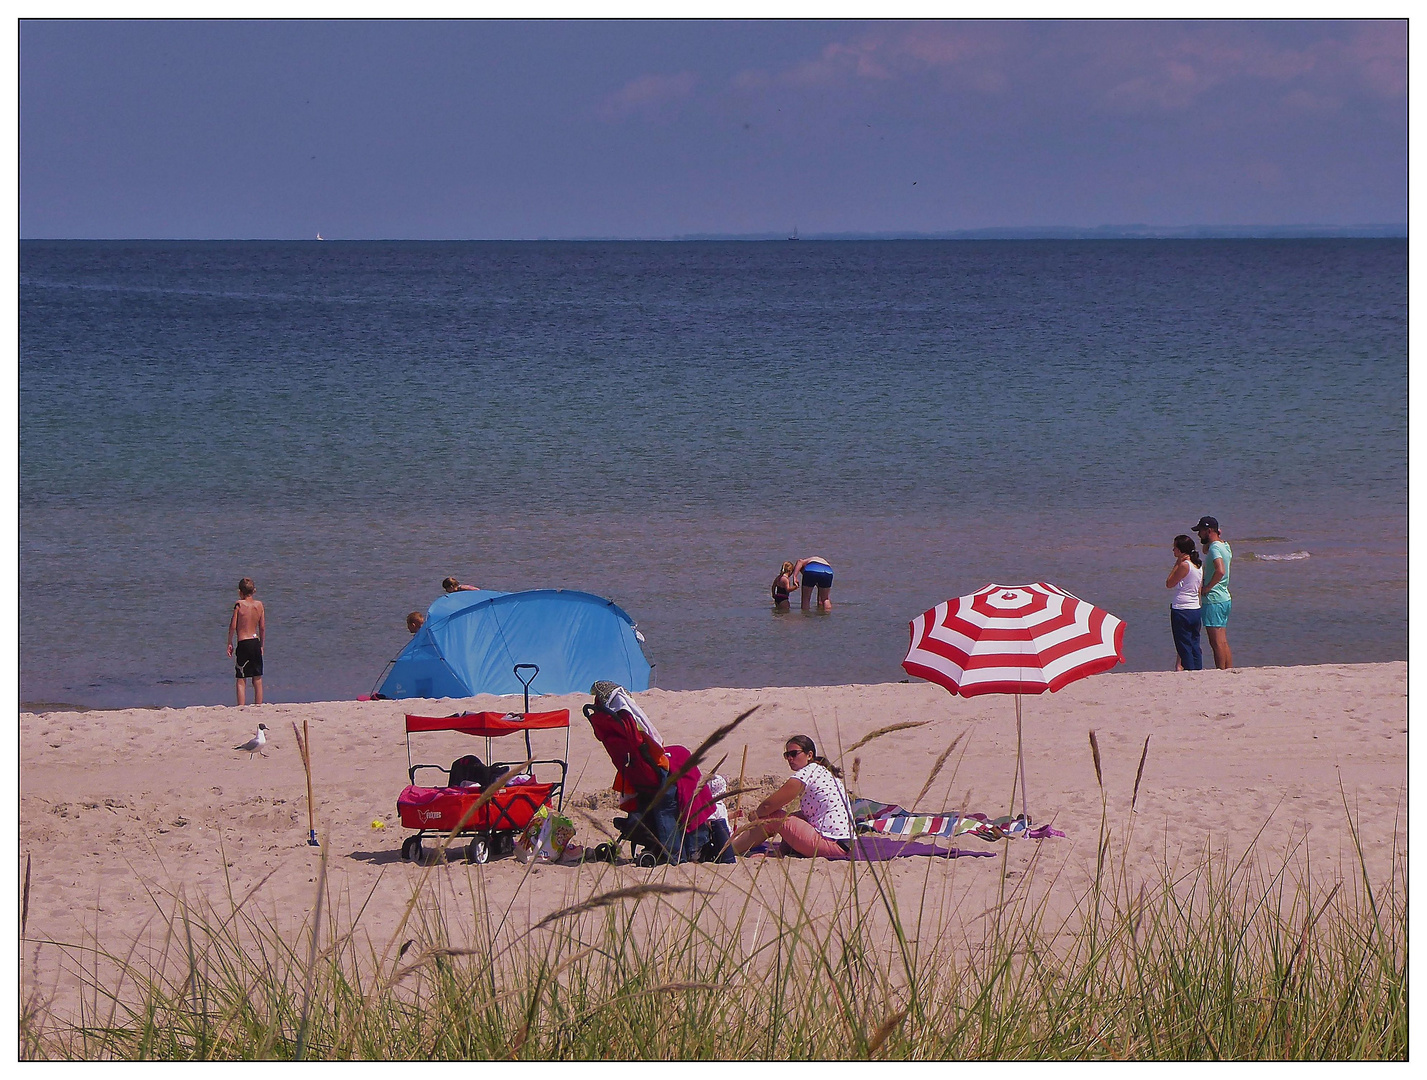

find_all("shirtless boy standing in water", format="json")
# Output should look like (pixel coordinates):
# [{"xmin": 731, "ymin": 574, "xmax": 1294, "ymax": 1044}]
[{"xmin": 227, "ymin": 577, "xmax": 266, "ymax": 705}]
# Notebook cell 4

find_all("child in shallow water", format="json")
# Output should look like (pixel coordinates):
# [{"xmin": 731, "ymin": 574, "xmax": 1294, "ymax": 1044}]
[{"xmin": 770, "ymin": 561, "xmax": 796, "ymax": 612}]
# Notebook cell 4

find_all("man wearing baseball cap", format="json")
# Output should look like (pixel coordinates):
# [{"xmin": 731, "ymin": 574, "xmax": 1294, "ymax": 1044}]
[{"xmin": 1193, "ymin": 516, "xmax": 1233, "ymax": 669}]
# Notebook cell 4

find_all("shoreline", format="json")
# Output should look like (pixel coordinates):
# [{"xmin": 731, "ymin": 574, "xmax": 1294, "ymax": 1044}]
[
  {"xmin": 19, "ymin": 511, "xmax": 1409, "ymax": 713},
  {"xmin": 21, "ymin": 662, "xmax": 1406, "ymax": 1024},
  {"xmin": 17, "ymin": 657, "xmax": 1408, "ymax": 717}
]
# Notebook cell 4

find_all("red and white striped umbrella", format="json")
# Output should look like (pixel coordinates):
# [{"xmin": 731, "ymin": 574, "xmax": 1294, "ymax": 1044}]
[
  {"xmin": 903, "ymin": 581, "xmax": 1125, "ymax": 697},
  {"xmin": 902, "ymin": 582, "xmax": 1125, "ymax": 820}
]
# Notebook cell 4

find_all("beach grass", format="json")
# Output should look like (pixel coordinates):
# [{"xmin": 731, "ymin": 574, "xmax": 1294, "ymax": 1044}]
[{"xmin": 20, "ymin": 742, "xmax": 1406, "ymax": 1061}]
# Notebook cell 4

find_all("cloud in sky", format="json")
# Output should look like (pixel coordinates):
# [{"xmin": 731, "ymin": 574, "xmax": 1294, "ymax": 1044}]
[
  {"xmin": 733, "ymin": 24, "xmax": 1008, "ymax": 92},
  {"xmin": 19, "ymin": 19, "xmax": 1406, "ymax": 238},
  {"xmin": 595, "ymin": 70, "xmax": 699, "ymax": 122},
  {"xmin": 1096, "ymin": 22, "xmax": 1405, "ymax": 114},
  {"xmin": 726, "ymin": 21, "xmax": 1404, "ymax": 115}
]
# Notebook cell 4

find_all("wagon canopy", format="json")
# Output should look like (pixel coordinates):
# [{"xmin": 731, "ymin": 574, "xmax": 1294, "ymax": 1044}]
[
  {"xmin": 377, "ymin": 589, "xmax": 652, "ymax": 700},
  {"xmin": 404, "ymin": 710, "xmax": 571, "ymax": 737}
]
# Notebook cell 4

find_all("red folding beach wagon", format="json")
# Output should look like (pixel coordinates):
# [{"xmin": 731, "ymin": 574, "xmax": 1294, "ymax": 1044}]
[{"xmin": 397, "ymin": 664, "xmax": 570, "ymax": 864}]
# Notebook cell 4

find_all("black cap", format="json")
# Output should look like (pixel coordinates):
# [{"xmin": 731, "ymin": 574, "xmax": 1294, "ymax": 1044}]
[{"xmin": 1192, "ymin": 516, "xmax": 1219, "ymax": 532}]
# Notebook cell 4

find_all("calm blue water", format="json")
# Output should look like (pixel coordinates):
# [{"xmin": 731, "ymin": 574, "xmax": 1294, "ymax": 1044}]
[{"xmin": 20, "ymin": 240, "xmax": 1406, "ymax": 709}]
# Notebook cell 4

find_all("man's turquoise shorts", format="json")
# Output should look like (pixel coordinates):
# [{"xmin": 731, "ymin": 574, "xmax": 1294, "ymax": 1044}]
[{"xmin": 1202, "ymin": 599, "xmax": 1231, "ymax": 628}]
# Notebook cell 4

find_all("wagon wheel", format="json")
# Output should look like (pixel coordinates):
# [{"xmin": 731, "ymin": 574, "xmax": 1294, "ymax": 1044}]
[
  {"xmin": 635, "ymin": 850, "xmax": 659, "ymax": 868},
  {"xmin": 467, "ymin": 836, "xmax": 491, "ymax": 865},
  {"xmin": 592, "ymin": 842, "xmax": 616, "ymax": 864},
  {"xmin": 401, "ymin": 836, "xmax": 423, "ymax": 863}
]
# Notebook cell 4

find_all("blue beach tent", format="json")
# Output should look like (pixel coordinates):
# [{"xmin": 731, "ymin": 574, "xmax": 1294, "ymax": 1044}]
[{"xmin": 376, "ymin": 589, "xmax": 652, "ymax": 700}]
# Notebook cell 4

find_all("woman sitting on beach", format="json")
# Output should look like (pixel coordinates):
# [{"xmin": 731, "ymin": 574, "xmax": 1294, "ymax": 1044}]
[
  {"xmin": 733, "ymin": 734, "xmax": 853, "ymax": 858},
  {"xmin": 771, "ymin": 561, "xmax": 796, "ymax": 613}
]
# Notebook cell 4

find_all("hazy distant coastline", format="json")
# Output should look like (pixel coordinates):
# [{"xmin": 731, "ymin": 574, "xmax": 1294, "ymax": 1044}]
[{"xmin": 670, "ymin": 224, "xmax": 1407, "ymax": 242}]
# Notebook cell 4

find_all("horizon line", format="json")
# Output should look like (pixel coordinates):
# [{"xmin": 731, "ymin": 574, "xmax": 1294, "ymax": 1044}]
[{"xmin": 19, "ymin": 224, "xmax": 1408, "ymax": 243}]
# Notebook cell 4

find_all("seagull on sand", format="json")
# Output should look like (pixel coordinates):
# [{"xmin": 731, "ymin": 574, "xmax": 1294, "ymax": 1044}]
[{"xmin": 234, "ymin": 723, "xmax": 268, "ymax": 759}]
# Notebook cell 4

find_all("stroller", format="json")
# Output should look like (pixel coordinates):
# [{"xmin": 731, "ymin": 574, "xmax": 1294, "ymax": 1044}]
[
  {"xmin": 397, "ymin": 664, "xmax": 569, "ymax": 865},
  {"xmin": 583, "ymin": 695, "xmax": 721, "ymax": 866}
]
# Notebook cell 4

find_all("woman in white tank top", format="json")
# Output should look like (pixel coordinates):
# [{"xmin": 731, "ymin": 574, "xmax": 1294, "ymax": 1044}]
[{"xmin": 1166, "ymin": 534, "xmax": 1204, "ymax": 671}]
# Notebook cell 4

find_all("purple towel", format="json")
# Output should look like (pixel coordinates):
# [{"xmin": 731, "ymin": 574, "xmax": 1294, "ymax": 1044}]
[{"xmin": 825, "ymin": 836, "xmax": 998, "ymax": 861}]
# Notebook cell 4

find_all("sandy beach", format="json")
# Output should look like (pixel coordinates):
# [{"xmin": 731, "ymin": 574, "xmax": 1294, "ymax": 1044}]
[{"xmin": 20, "ymin": 662, "xmax": 1406, "ymax": 1025}]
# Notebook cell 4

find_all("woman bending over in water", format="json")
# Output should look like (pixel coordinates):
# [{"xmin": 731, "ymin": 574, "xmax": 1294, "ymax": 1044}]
[{"xmin": 793, "ymin": 556, "xmax": 834, "ymax": 611}]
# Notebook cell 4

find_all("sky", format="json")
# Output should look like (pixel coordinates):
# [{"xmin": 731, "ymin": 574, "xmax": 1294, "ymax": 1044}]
[{"xmin": 18, "ymin": 18, "xmax": 1408, "ymax": 239}]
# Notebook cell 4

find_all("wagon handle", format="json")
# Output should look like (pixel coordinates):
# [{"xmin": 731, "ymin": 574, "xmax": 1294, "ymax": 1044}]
[{"xmin": 514, "ymin": 664, "xmax": 539, "ymax": 715}]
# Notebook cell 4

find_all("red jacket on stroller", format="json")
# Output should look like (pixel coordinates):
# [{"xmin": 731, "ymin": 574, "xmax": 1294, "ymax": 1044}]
[{"xmin": 585, "ymin": 704, "xmax": 715, "ymax": 830}]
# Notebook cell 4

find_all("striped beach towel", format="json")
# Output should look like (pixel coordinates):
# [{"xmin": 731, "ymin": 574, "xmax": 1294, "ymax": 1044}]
[{"xmin": 852, "ymin": 798, "xmax": 1065, "ymax": 842}]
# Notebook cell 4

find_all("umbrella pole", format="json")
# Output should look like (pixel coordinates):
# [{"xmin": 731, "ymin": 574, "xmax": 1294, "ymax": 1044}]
[
  {"xmin": 1006, "ymin": 696, "xmax": 1020, "ymax": 819},
  {"xmin": 1015, "ymin": 694, "xmax": 1030, "ymax": 822}
]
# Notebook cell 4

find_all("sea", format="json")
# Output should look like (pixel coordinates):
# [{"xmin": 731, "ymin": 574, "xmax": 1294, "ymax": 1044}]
[{"xmin": 19, "ymin": 239, "xmax": 1407, "ymax": 711}]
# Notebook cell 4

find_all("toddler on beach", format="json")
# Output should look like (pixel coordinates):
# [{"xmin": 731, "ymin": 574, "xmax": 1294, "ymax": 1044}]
[{"xmin": 704, "ymin": 774, "xmax": 737, "ymax": 863}]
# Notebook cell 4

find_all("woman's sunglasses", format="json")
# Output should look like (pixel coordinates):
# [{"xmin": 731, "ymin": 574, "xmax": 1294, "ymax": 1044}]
[{"xmin": 783, "ymin": 749, "xmax": 804, "ymax": 759}]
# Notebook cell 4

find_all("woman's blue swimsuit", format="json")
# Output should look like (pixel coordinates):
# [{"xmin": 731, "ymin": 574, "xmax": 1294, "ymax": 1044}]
[{"xmin": 801, "ymin": 563, "xmax": 833, "ymax": 589}]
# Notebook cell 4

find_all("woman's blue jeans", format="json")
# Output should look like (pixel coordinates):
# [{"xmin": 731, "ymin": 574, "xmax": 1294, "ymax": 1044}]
[
  {"xmin": 632, "ymin": 781, "xmax": 683, "ymax": 861},
  {"xmin": 1171, "ymin": 607, "xmax": 1203, "ymax": 670},
  {"xmin": 631, "ymin": 768, "xmax": 714, "ymax": 864}
]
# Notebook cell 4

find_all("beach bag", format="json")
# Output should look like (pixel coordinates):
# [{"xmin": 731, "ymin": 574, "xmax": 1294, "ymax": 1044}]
[
  {"xmin": 449, "ymin": 755, "xmax": 503, "ymax": 788},
  {"xmin": 516, "ymin": 804, "xmax": 577, "ymax": 862}
]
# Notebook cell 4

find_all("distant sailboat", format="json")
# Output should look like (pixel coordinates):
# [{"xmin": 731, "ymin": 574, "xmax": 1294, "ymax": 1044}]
[
  {"xmin": 788, "ymin": 225, "xmax": 799, "ymax": 240},
  {"xmin": 316, "ymin": 233, "xmax": 325, "ymax": 241}
]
